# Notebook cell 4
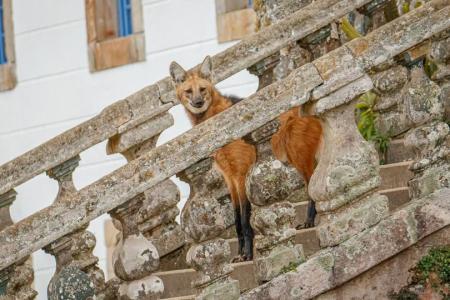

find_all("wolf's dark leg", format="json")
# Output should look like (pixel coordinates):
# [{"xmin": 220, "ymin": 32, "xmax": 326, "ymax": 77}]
[
  {"xmin": 234, "ymin": 206, "xmax": 245, "ymax": 257},
  {"xmin": 304, "ymin": 199, "xmax": 316, "ymax": 228},
  {"xmin": 241, "ymin": 200, "xmax": 254, "ymax": 261}
]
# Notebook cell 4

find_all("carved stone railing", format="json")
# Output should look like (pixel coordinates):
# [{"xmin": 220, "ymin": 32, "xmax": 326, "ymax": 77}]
[
  {"xmin": 0, "ymin": 0, "xmax": 448, "ymax": 299},
  {"xmin": 0, "ymin": 191, "xmax": 36, "ymax": 299},
  {"xmin": 0, "ymin": 0, "xmax": 375, "ymax": 197},
  {"xmin": 0, "ymin": 0, "xmax": 380, "ymax": 297}
]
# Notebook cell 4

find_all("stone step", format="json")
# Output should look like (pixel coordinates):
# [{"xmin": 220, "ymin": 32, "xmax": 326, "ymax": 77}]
[
  {"xmin": 293, "ymin": 186, "xmax": 410, "ymax": 227},
  {"xmin": 384, "ymin": 139, "xmax": 415, "ymax": 164},
  {"xmin": 158, "ymin": 185, "xmax": 412, "ymax": 299},
  {"xmin": 156, "ymin": 260, "xmax": 257, "ymax": 299},
  {"xmin": 379, "ymin": 161, "xmax": 413, "ymax": 190},
  {"xmin": 382, "ymin": 187, "xmax": 411, "ymax": 211},
  {"xmin": 163, "ymin": 296, "xmax": 195, "ymax": 300}
]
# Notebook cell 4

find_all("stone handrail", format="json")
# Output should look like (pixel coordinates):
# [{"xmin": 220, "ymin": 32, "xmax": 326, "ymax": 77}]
[
  {"xmin": 0, "ymin": 0, "xmax": 373, "ymax": 196},
  {"xmin": 0, "ymin": 0, "xmax": 448, "ymax": 273}
]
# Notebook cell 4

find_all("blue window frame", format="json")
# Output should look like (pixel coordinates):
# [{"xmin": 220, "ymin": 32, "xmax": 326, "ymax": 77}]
[
  {"xmin": 0, "ymin": 0, "xmax": 7, "ymax": 64},
  {"xmin": 117, "ymin": 0, "xmax": 133, "ymax": 37}
]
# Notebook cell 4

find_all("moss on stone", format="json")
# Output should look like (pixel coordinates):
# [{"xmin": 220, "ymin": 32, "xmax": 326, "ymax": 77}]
[{"xmin": 317, "ymin": 254, "xmax": 335, "ymax": 272}]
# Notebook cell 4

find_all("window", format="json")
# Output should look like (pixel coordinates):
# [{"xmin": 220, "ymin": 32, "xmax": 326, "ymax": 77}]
[
  {"xmin": 0, "ymin": 1, "xmax": 6, "ymax": 64},
  {"xmin": 85, "ymin": 0, "xmax": 145, "ymax": 72},
  {"xmin": 215, "ymin": 0, "xmax": 257, "ymax": 43},
  {"xmin": 0, "ymin": 0, "xmax": 16, "ymax": 91}
]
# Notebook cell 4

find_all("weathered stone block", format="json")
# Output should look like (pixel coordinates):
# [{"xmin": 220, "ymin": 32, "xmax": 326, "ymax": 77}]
[
  {"xmin": 251, "ymin": 202, "xmax": 296, "ymax": 243},
  {"xmin": 48, "ymin": 266, "xmax": 95, "ymax": 300},
  {"xmin": 181, "ymin": 194, "xmax": 227, "ymax": 243},
  {"xmin": 186, "ymin": 239, "xmax": 233, "ymax": 288},
  {"xmin": 430, "ymin": 35, "xmax": 450, "ymax": 62},
  {"xmin": 441, "ymin": 82, "xmax": 450, "ymax": 122},
  {"xmin": 312, "ymin": 46, "xmax": 365, "ymax": 100},
  {"xmin": 113, "ymin": 233, "xmax": 159, "ymax": 281},
  {"xmin": 310, "ymin": 98, "xmax": 383, "ymax": 216},
  {"xmin": 375, "ymin": 110, "xmax": 411, "ymax": 136},
  {"xmin": 196, "ymin": 278, "xmax": 240, "ymax": 300},
  {"xmin": 409, "ymin": 164, "xmax": 450, "ymax": 199},
  {"xmin": 371, "ymin": 65, "xmax": 408, "ymax": 93},
  {"xmin": 404, "ymin": 68, "xmax": 443, "ymax": 126},
  {"xmin": 246, "ymin": 155, "xmax": 304, "ymax": 207},
  {"xmin": 117, "ymin": 275, "xmax": 164, "ymax": 300},
  {"xmin": 107, "ymin": 113, "xmax": 174, "ymax": 155},
  {"xmin": 313, "ymin": 74, "xmax": 374, "ymax": 114},
  {"xmin": 254, "ymin": 243, "xmax": 305, "ymax": 283},
  {"xmin": 241, "ymin": 251, "xmax": 335, "ymax": 300},
  {"xmin": 317, "ymin": 194, "xmax": 389, "ymax": 247}
]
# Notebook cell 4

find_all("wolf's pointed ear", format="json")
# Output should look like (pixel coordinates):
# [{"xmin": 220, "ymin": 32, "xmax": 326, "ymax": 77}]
[
  {"xmin": 199, "ymin": 56, "xmax": 212, "ymax": 80},
  {"xmin": 170, "ymin": 61, "xmax": 187, "ymax": 84}
]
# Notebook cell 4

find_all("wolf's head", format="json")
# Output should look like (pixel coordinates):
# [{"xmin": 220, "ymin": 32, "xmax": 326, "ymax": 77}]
[{"xmin": 170, "ymin": 56, "xmax": 214, "ymax": 115}]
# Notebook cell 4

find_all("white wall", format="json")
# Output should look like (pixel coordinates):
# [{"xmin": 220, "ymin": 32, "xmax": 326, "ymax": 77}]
[{"xmin": 0, "ymin": 0, "xmax": 257, "ymax": 298}]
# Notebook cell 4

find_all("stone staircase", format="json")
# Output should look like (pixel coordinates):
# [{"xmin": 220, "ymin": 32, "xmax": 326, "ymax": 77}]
[
  {"xmin": 147, "ymin": 139, "xmax": 416, "ymax": 300},
  {"xmin": 0, "ymin": 0, "xmax": 448, "ymax": 299}
]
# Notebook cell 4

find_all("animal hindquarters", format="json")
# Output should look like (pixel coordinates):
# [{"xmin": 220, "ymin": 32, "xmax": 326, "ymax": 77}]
[
  {"xmin": 271, "ymin": 109, "xmax": 322, "ymax": 227},
  {"xmin": 213, "ymin": 139, "xmax": 256, "ymax": 260}
]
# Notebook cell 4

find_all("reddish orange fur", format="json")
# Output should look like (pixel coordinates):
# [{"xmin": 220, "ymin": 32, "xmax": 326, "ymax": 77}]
[
  {"xmin": 271, "ymin": 107, "xmax": 322, "ymax": 184},
  {"xmin": 175, "ymin": 72, "xmax": 256, "ymax": 209}
]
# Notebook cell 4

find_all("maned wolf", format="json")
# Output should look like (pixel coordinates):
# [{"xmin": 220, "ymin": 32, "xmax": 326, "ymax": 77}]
[
  {"xmin": 271, "ymin": 107, "xmax": 322, "ymax": 228},
  {"xmin": 170, "ymin": 56, "xmax": 257, "ymax": 261}
]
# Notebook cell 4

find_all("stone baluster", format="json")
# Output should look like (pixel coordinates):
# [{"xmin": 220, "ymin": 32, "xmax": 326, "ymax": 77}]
[
  {"xmin": 250, "ymin": 0, "xmax": 313, "ymax": 85},
  {"xmin": 106, "ymin": 111, "xmax": 182, "ymax": 299},
  {"xmin": 44, "ymin": 155, "xmax": 106, "ymax": 299},
  {"xmin": 179, "ymin": 158, "xmax": 240, "ymax": 300},
  {"xmin": 0, "ymin": 190, "xmax": 37, "ymax": 300},
  {"xmin": 403, "ymin": 30, "xmax": 449, "ymax": 200},
  {"xmin": 244, "ymin": 121, "xmax": 306, "ymax": 284},
  {"xmin": 356, "ymin": 0, "xmax": 391, "ymax": 30},
  {"xmin": 307, "ymin": 47, "xmax": 390, "ymax": 248},
  {"xmin": 244, "ymin": 0, "xmax": 323, "ymax": 284},
  {"xmin": 248, "ymin": 54, "xmax": 280, "ymax": 90}
]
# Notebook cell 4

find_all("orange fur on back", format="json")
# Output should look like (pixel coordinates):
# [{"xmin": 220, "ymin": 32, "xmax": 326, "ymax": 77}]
[{"xmin": 271, "ymin": 107, "xmax": 322, "ymax": 184}]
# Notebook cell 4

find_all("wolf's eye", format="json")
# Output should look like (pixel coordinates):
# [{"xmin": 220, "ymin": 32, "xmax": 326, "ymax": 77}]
[
  {"xmin": 185, "ymin": 88, "xmax": 192, "ymax": 94},
  {"xmin": 200, "ymin": 87, "xmax": 206, "ymax": 93}
]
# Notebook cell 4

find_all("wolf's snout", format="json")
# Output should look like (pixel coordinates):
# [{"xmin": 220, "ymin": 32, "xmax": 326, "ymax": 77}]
[{"xmin": 192, "ymin": 98, "xmax": 204, "ymax": 108}]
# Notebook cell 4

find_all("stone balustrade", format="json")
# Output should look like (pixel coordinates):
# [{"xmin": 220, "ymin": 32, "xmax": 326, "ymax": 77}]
[
  {"xmin": 0, "ymin": 0, "xmax": 448, "ymax": 298},
  {"xmin": 0, "ymin": 190, "xmax": 36, "ymax": 299},
  {"xmin": 0, "ymin": 0, "xmax": 374, "ymax": 197},
  {"xmin": 44, "ymin": 156, "xmax": 106, "ymax": 298}
]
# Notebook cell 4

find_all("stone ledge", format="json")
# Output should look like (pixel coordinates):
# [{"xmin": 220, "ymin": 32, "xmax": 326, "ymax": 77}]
[
  {"xmin": 317, "ymin": 225, "xmax": 450, "ymax": 299},
  {"xmin": 240, "ymin": 188, "xmax": 450, "ymax": 300}
]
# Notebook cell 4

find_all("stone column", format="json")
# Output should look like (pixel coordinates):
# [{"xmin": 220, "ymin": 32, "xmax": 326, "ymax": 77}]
[
  {"xmin": 244, "ymin": 122, "xmax": 306, "ymax": 283},
  {"xmin": 0, "ymin": 190, "xmax": 37, "ymax": 300},
  {"xmin": 44, "ymin": 155, "xmax": 106, "ymax": 299},
  {"xmin": 357, "ymin": 0, "xmax": 391, "ymax": 30},
  {"xmin": 179, "ymin": 158, "xmax": 240, "ymax": 300},
  {"xmin": 403, "ymin": 35, "xmax": 449, "ymax": 200},
  {"xmin": 106, "ymin": 112, "xmax": 180, "ymax": 299},
  {"xmin": 307, "ymin": 49, "xmax": 390, "ymax": 248},
  {"xmin": 250, "ymin": 0, "xmax": 313, "ymax": 85},
  {"xmin": 109, "ymin": 194, "xmax": 162, "ymax": 300}
]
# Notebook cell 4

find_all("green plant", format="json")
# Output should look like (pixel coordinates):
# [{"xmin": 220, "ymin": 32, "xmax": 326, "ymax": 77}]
[
  {"xmin": 389, "ymin": 289, "xmax": 418, "ymax": 300},
  {"xmin": 341, "ymin": 17, "xmax": 362, "ymax": 40},
  {"xmin": 280, "ymin": 261, "xmax": 303, "ymax": 274},
  {"xmin": 424, "ymin": 57, "xmax": 438, "ymax": 79},
  {"xmin": 414, "ymin": 246, "xmax": 450, "ymax": 285},
  {"xmin": 356, "ymin": 92, "xmax": 390, "ymax": 163},
  {"xmin": 402, "ymin": 2, "xmax": 410, "ymax": 13}
]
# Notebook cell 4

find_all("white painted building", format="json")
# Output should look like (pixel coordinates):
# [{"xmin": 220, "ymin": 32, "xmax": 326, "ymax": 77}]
[{"xmin": 0, "ymin": 0, "xmax": 257, "ymax": 298}]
